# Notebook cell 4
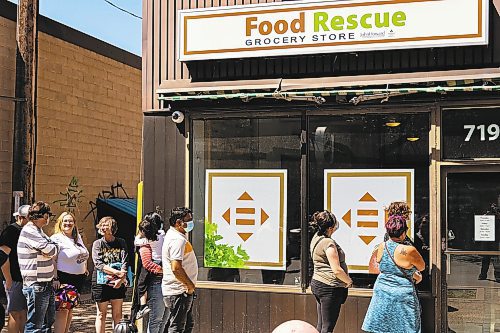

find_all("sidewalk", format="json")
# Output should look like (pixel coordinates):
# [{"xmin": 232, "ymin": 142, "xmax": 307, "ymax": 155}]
[{"xmin": 1, "ymin": 293, "xmax": 134, "ymax": 333}]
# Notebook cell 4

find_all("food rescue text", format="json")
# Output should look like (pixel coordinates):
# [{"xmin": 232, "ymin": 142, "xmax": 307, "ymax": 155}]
[{"xmin": 244, "ymin": 10, "xmax": 407, "ymax": 46}]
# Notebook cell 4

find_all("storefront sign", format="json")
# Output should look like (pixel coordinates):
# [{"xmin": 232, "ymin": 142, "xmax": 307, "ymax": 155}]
[
  {"xmin": 178, "ymin": 0, "xmax": 488, "ymax": 61},
  {"xmin": 474, "ymin": 215, "xmax": 495, "ymax": 241},
  {"xmin": 324, "ymin": 169, "xmax": 414, "ymax": 273},
  {"xmin": 205, "ymin": 170, "xmax": 287, "ymax": 270},
  {"xmin": 442, "ymin": 107, "xmax": 500, "ymax": 159}
]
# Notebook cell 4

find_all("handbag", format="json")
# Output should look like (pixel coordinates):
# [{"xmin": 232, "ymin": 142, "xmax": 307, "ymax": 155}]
[
  {"xmin": 368, "ymin": 244, "xmax": 380, "ymax": 274},
  {"xmin": 55, "ymin": 284, "xmax": 80, "ymax": 310}
]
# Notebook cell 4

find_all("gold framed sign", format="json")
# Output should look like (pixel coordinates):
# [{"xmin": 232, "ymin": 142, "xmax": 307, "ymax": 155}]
[
  {"xmin": 178, "ymin": 0, "xmax": 488, "ymax": 61},
  {"xmin": 205, "ymin": 170, "xmax": 287, "ymax": 270}
]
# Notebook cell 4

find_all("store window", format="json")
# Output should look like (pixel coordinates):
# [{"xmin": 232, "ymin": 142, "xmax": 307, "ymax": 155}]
[
  {"xmin": 308, "ymin": 113, "xmax": 430, "ymax": 289},
  {"xmin": 442, "ymin": 107, "xmax": 500, "ymax": 160},
  {"xmin": 191, "ymin": 117, "xmax": 302, "ymax": 285},
  {"xmin": 191, "ymin": 112, "xmax": 430, "ymax": 289}
]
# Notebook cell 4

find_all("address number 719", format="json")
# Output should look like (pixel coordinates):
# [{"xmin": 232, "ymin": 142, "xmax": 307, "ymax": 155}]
[{"xmin": 463, "ymin": 124, "xmax": 499, "ymax": 142}]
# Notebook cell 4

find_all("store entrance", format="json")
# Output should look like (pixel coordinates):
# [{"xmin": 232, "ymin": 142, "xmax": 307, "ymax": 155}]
[{"xmin": 443, "ymin": 169, "xmax": 500, "ymax": 333}]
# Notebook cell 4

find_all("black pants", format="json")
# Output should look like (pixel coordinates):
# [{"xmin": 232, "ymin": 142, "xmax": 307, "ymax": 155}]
[
  {"xmin": 163, "ymin": 293, "xmax": 194, "ymax": 333},
  {"xmin": 311, "ymin": 279, "xmax": 348, "ymax": 333}
]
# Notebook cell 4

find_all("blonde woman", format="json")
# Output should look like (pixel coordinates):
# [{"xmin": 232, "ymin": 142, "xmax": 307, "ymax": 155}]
[
  {"xmin": 91, "ymin": 216, "xmax": 128, "ymax": 333},
  {"xmin": 50, "ymin": 212, "xmax": 89, "ymax": 333}
]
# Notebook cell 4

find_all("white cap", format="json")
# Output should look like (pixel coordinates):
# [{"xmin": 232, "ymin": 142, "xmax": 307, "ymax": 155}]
[{"xmin": 13, "ymin": 205, "xmax": 30, "ymax": 218}]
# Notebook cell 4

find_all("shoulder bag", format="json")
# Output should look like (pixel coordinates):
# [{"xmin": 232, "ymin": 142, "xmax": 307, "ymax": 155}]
[{"xmin": 384, "ymin": 242, "xmax": 420, "ymax": 301}]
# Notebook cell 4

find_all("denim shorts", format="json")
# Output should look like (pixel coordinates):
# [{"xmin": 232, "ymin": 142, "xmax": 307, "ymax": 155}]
[{"xmin": 4, "ymin": 281, "xmax": 28, "ymax": 313}]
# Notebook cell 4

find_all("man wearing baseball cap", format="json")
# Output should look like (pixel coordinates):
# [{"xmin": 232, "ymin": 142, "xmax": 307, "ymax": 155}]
[{"xmin": 0, "ymin": 205, "xmax": 30, "ymax": 332}]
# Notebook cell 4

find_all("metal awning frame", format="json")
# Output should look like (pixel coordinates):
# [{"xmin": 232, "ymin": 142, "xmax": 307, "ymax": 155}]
[
  {"xmin": 158, "ymin": 83, "xmax": 500, "ymax": 105},
  {"xmin": 157, "ymin": 67, "xmax": 500, "ymax": 105}
]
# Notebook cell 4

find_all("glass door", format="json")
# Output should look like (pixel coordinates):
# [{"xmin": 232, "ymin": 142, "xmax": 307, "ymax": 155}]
[{"xmin": 443, "ymin": 169, "xmax": 500, "ymax": 333}]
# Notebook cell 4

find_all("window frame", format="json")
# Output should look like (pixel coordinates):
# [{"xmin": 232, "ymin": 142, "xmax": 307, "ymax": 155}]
[{"xmin": 188, "ymin": 105, "xmax": 433, "ymax": 293}]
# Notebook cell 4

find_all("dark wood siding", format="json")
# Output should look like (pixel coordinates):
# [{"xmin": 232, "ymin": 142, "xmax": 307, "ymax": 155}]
[
  {"xmin": 142, "ymin": 115, "xmax": 186, "ymax": 215},
  {"xmin": 143, "ymin": 1, "xmax": 500, "ymax": 110},
  {"xmin": 142, "ymin": 0, "xmax": 283, "ymax": 111},
  {"xmin": 190, "ymin": 289, "xmax": 435, "ymax": 333}
]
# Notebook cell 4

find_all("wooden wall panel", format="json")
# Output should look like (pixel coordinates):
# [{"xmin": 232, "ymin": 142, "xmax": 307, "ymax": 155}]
[
  {"xmin": 142, "ymin": 115, "xmax": 186, "ymax": 214},
  {"xmin": 142, "ymin": 0, "xmax": 282, "ymax": 111},
  {"xmin": 234, "ymin": 291, "xmax": 248, "ymax": 333},
  {"xmin": 185, "ymin": 289, "xmax": 435, "ymax": 333}
]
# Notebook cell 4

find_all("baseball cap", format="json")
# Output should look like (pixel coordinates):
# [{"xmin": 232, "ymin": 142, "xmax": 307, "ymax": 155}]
[{"xmin": 13, "ymin": 205, "xmax": 30, "ymax": 218}]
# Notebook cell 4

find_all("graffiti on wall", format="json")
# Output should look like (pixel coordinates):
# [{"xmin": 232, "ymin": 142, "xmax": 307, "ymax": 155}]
[{"xmin": 53, "ymin": 176, "xmax": 85, "ymax": 213}]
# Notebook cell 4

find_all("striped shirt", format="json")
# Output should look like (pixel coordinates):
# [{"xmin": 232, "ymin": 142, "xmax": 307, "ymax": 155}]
[
  {"xmin": 18, "ymin": 221, "xmax": 59, "ymax": 286},
  {"xmin": 139, "ymin": 245, "xmax": 162, "ymax": 275}
]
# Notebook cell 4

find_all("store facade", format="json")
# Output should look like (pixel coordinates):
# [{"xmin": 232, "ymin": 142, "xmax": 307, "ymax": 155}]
[{"xmin": 142, "ymin": 1, "xmax": 500, "ymax": 332}]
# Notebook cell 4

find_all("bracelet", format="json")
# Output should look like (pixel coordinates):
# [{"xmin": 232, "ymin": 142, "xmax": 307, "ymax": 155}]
[{"xmin": 53, "ymin": 277, "xmax": 59, "ymax": 281}]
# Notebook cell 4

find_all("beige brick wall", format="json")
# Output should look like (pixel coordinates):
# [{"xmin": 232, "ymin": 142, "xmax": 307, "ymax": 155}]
[
  {"xmin": 34, "ymin": 33, "xmax": 142, "ymax": 248},
  {"xmin": 0, "ymin": 16, "xmax": 16, "ymax": 228}
]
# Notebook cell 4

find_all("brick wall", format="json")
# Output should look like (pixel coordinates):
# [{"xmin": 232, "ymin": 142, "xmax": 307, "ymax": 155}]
[
  {"xmin": 35, "ymin": 32, "xmax": 142, "ymax": 247},
  {"xmin": 0, "ymin": 9, "xmax": 142, "ymax": 250},
  {"xmin": 0, "ymin": 16, "xmax": 16, "ymax": 228}
]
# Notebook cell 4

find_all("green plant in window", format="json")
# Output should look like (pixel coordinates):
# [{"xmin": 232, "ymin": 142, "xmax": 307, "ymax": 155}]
[{"xmin": 204, "ymin": 221, "xmax": 249, "ymax": 268}]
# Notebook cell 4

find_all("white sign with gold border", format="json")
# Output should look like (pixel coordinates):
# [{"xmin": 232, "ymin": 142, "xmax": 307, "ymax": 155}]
[
  {"xmin": 205, "ymin": 169, "xmax": 287, "ymax": 270},
  {"xmin": 178, "ymin": 0, "xmax": 488, "ymax": 61},
  {"xmin": 324, "ymin": 169, "xmax": 414, "ymax": 273}
]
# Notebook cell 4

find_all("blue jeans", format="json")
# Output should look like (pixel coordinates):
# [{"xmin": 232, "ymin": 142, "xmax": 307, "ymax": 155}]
[
  {"xmin": 22, "ymin": 281, "xmax": 55, "ymax": 333},
  {"xmin": 163, "ymin": 293, "xmax": 194, "ymax": 333},
  {"xmin": 147, "ymin": 276, "xmax": 168, "ymax": 333}
]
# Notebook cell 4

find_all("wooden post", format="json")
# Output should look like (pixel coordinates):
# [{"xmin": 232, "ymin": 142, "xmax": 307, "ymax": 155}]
[{"xmin": 12, "ymin": 0, "xmax": 39, "ymax": 204}]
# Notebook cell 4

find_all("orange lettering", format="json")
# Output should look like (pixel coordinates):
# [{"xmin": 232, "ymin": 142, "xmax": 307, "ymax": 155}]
[{"xmin": 246, "ymin": 17, "xmax": 258, "ymax": 36}]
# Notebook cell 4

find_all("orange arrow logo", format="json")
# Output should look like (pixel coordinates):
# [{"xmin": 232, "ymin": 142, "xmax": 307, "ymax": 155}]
[
  {"xmin": 359, "ymin": 192, "xmax": 376, "ymax": 202},
  {"xmin": 222, "ymin": 192, "xmax": 270, "ymax": 242},
  {"xmin": 342, "ymin": 210, "xmax": 351, "ymax": 227},
  {"xmin": 341, "ymin": 192, "xmax": 380, "ymax": 245}
]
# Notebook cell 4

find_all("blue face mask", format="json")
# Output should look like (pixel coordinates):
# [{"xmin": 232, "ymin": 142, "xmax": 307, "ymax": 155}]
[{"xmin": 184, "ymin": 220, "xmax": 194, "ymax": 233}]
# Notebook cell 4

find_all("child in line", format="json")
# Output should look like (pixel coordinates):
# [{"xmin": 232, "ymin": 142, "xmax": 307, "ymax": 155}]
[{"xmin": 135, "ymin": 213, "xmax": 165, "ymax": 319}]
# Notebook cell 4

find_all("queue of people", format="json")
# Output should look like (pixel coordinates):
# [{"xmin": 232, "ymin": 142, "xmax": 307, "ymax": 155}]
[
  {"xmin": 309, "ymin": 202, "xmax": 426, "ymax": 333},
  {"xmin": 0, "ymin": 198, "xmax": 423, "ymax": 333},
  {"xmin": 0, "ymin": 203, "xmax": 198, "ymax": 333}
]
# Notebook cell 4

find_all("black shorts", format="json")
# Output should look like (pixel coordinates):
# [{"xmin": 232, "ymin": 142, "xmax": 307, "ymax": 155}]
[
  {"xmin": 91, "ymin": 284, "xmax": 126, "ymax": 303},
  {"xmin": 58, "ymin": 270, "xmax": 86, "ymax": 293}
]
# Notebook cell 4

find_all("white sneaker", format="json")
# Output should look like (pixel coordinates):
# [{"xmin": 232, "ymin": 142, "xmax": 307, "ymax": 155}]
[{"xmin": 135, "ymin": 306, "xmax": 151, "ymax": 320}]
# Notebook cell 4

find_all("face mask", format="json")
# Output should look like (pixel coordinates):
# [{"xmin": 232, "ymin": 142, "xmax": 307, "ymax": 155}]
[{"xmin": 184, "ymin": 220, "xmax": 194, "ymax": 233}]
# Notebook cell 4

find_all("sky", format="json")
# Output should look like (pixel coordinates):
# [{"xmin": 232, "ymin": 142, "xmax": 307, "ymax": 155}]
[{"xmin": 8, "ymin": 0, "xmax": 142, "ymax": 56}]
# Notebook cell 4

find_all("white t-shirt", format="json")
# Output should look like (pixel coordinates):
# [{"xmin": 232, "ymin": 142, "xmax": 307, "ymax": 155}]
[
  {"xmin": 134, "ymin": 230, "xmax": 165, "ymax": 262},
  {"xmin": 162, "ymin": 228, "xmax": 198, "ymax": 296},
  {"xmin": 50, "ymin": 233, "xmax": 89, "ymax": 275}
]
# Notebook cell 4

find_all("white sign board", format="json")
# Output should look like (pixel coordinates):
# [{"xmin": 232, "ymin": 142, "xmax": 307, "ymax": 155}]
[
  {"xmin": 325, "ymin": 169, "xmax": 414, "ymax": 273},
  {"xmin": 178, "ymin": 0, "xmax": 488, "ymax": 61},
  {"xmin": 205, "ymin": 170, "xmax": 287, "ymax": 270},
  {"xmin": 474, "ymin": 215, "xmax": 495, "ymax": 241}
]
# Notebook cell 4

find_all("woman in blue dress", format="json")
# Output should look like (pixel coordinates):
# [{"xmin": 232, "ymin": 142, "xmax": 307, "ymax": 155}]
[{"xmin": 362, "ymin": 215, "xmax": 425, "ymax": 333}]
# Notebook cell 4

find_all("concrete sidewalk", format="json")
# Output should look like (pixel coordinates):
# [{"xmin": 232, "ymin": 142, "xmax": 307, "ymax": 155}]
[{"xmin": 1, "ymin": 295, "xmax": 135, "ymax": 333}]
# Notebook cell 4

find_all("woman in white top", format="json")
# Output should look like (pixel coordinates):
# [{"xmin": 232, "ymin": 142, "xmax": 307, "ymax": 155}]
[{"xmin": 51, "ymin": 212, "xmax": 89, "ymax": 333}]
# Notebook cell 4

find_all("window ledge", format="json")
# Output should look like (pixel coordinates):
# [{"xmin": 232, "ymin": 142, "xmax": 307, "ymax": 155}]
[
  {"xmin": 196, "ymin": 281, "xmax": 372, "ymax": 297},
  {"xmin": 196, "ymin": 281, "xmax": 434, "ymax": 298}
]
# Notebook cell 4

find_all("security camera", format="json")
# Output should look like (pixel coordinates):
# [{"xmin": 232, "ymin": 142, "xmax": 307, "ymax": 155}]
[{"xmin": 171, "ymin": 111, "xmax": 184, "ymax": 124}]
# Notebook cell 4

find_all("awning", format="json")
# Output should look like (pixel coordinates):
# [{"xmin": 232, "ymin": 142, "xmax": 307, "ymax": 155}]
[
  {"xmin": 97, "ymin": 198, "xmax": 136, "ymax": 217},
  {"xmin": 157, "ymin": 67, "xmax": 500, "ymax": 105}
]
